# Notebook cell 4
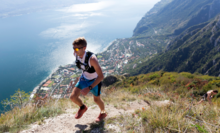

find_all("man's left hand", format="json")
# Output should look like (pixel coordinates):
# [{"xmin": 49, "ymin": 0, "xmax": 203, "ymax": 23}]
[{"xmin": 81, "ymin": 87, "xmax": 90, "ymax": 96}]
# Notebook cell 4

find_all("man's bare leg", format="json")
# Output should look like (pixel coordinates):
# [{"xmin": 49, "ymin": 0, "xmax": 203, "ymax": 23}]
[
  {"xmin": 70, "ymin": 87, "xmax": 88, "ymax": 119},
  {"xmin": 70, "ymin": 87, "xmax": 83, "ymax": 106},
  {"xmin": 94, "ymin": 95, "xmax": 107, "ymax": 122},
  {"xmin": 93, "ymin": 95, "xmax": 105, "ymax": 111}
]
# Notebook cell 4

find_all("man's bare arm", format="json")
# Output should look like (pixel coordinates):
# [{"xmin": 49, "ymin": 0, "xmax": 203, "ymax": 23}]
[
  {"xmin": 89, "ymin": 56, "xmax": 104, "ymax": 88},
  {"xmin": 80, "ymin": 56, "xmax": 104, "ymax": 96},
  {"xmin": 207, "ymin": 93, "xmax": 213, "ymax": 105}
]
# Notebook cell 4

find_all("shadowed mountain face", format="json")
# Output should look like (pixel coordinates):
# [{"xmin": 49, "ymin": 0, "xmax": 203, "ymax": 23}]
[
  {"xmin": 133, "ymin": 0, "xmax": 220, "ymax": 36},
  {"xmin": 128, "ymin": 15, "xmax": 220, "ymax": 76}
]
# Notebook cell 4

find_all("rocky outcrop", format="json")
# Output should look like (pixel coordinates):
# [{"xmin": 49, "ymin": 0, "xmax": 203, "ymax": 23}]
[{"xmin": 102, "ymin": 75, "xmax": 118, "ymax": 87}]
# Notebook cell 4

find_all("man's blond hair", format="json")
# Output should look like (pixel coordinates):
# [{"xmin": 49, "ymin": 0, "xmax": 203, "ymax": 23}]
[{"xmin": 72, "ymin": 37, "xmax": 87, "ymax": 47}]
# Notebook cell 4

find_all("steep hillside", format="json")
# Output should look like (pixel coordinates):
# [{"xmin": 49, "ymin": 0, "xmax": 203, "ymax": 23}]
[{"xmin": 126, "ymin": 15, "xmax": 220, "ymax": 76}]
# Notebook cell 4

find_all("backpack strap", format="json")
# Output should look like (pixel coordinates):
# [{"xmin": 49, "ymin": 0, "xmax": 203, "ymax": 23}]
[
  {"xmin": 84, "ymin": 51, "xmax": 93, "ymax": 72},
  {"xmin": 75, "ymin": 51, "xmax": 94, "ymax": 71},
  {"xmin": 75, "ymin": 56, "xmax": 82, "ymax": 70}
]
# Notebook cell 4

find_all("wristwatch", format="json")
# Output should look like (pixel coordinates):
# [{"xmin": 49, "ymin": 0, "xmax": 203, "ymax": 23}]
[{"xmin": 89, "ymin": 86, "xmax": 93, "ymax": 90}]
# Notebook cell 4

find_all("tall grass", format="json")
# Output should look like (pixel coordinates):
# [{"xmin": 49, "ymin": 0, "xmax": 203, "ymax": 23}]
[
  {"xmin": 0, "ymin": 99, "xmax": 73, "ymax": 133},
  {"xmin": 104, "ymin": 91, "xmax": 220, "ymax": 133}
]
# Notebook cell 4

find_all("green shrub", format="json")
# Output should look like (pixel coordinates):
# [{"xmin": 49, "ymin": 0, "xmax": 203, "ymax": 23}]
[
  {"xmin": 202, "ymin": 83, "xmax": 212, "ymax": 92},
  {"xmin": 1, "ymin": 89, "xmax": 30, "ymax": 109},
  {"xmin": 199, "ymin": 75, "xmax": 215, "ymax": 81},
  {"xmin": 130, "ymin": 86, "xmax": 140, "ymax": 94},
  {"xmin": 149, "ymin": 74, "xmax": 159, "ymax": 80},
  {"xmin": 193, "ymin": 72, "xmax": 202, "ymax": 75},
  {"xmin": 0, "ymin": 124, "xmax": 10, "ymax": 132},
  {"xmin": 216, "ymin": 93, "xmax": 220, "ymax": 98},
  {"xmin": 180, "ymin": 72, "xmax": 194, "ymax": 79},
  {"xmin": 148, "ymin": 79, "xmax": 159, "ymax": 85},
  {"xmin": 209, "ymin": 80, "xmax": 220, "ymax": 87},
  {"xmin": 138, "ymin": 74, "xmax": 151, "ymax": 82},
  {"xmin": 191, "ymin": 124, "xmax": 208, "ymax": 133},
  {"xmin": 160, "ymin": 77, "xmax": 172, "ymax": 85}
]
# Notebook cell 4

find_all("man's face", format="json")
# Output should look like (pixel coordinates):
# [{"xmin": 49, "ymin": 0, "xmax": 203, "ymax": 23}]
[
  {"xmin": 213, "ymin": 92, "xmax": 218, "ymax": 95},
  {"xmin": 73, "ymin": 44, "xmax": 86, "ymax": 56}
]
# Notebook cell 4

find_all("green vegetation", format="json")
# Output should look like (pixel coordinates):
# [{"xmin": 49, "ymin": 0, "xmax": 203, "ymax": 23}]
[
  {"xmin": 101, "ymin": 71, "xmax": 220, "ymax": 132},
  {"xmin": 61, "ymin": 78, "xmax": 71, "ymax": 85},
  {"xmin": 110, "ymin": 71, "xmax": 220, "ymax": 102},
  {"xmin": 97, "ymin": 55, "xmax": 102, "ymax": 58},
  {"xmin": 53, "ymin": 75, "xmax": 60, "ymax": 79},
  {"xmin": 106, "ymin": 96, "xmax": 220, "ymax": 132},
  {"xmin": 47, "ymin": 81, "xmax": 54, "ymax": 87},
  {"xmin": 1, "ymin": 89, "xmax": 30, "ymax": 109},
  {"xmin": 70, "ymin": 74, "xmax": 78, "ymax": 78}
]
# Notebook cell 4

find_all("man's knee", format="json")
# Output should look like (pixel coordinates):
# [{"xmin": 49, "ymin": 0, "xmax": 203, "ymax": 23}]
[
  {"xmin": 70, "ymin": 93, "xmax": 77, "ymax": 101},
  {"xmin": 94, "ymin": 96, "xmax": 101, "ymax": 103},
  {"xmin": 70, "ymin": 87, "xmax": 81, "ymax": 101}
]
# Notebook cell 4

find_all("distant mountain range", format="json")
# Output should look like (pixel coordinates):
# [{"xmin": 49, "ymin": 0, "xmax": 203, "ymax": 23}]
[{"xmin": 98, "ymin": 0, "xmax": 220, "ymax": 77}]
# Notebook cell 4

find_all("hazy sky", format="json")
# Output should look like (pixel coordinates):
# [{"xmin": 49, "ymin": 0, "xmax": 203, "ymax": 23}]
[{"xmin": 0, "ymin": 0, "xmax": 160, "ymax": 18}]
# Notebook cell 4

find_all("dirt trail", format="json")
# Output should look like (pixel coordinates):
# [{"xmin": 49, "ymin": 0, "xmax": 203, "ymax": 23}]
[{"xmin": 20, "ymin": 100, "xmax": 170, "ymax": 133}]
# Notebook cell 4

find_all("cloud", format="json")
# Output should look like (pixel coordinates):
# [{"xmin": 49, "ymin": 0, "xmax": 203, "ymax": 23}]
[
  {"xmin": 72, "ymin": 12, "xmax": 104, "ymax": 17},
  {"xmin": 120, "ymin": 0, "xmax": 160, "ymax": 5},
  {"xmin": 57, "ymin": 12, "xmax": 104, "ymax": 20},
  {"xmin": 0, "ymin": 0, "xmax": 160, "ymax": 18},
  {"xmin": 57, "ymin": 1, "xmax": 115, "ymax": 13},
  {"xmin": 0, "ymin": 0, "xmax": 87, "ymax": 18},
  {"xmin": 40, "ymin": 23, "xmax": 91, "ymax": 39}
]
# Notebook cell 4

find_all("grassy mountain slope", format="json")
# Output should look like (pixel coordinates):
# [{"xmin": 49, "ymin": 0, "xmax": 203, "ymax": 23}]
[{"xmin": 125, "ymin": 15, "xmax": 220, "ymax": 76}]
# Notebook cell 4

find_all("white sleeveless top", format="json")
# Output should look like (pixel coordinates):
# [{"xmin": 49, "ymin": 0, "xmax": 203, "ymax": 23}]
[
  {"xmin": 207, "ymin": 90, "xmax": 213, "ymax": 93},
  {"xmin": 75, "ymin": 51, "xmax": 98, "ymax": 80}
]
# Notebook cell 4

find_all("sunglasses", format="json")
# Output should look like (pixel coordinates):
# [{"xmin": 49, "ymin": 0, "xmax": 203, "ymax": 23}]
[{"xmin": 73, "ymin": 47, "xmax": 84, "ymax": 51}]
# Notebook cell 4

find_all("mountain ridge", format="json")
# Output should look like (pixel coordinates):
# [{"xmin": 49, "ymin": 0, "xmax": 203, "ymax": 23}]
[{"xmin": 126, "ymin": 15, "xmax": 220, "ymax": 76}]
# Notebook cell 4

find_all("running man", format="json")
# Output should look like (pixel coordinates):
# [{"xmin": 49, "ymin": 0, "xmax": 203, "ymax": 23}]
[
  {"xmin": 197, "ymin": 90, "xmax": 218, "ymax": 105},
  {"xmin": 68, "ymin": 37, "xmax": 107, "ymax": 122}
]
